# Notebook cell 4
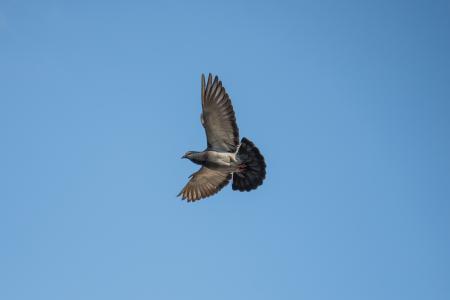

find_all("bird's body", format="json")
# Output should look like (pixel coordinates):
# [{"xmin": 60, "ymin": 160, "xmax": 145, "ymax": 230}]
[
  {"xmin": 178, "ymin": 74, "xmax": 266, "ymax": 202},
  {"xmin": 188, "ymin": 151, "xmax": 237, "ymax": 168}
]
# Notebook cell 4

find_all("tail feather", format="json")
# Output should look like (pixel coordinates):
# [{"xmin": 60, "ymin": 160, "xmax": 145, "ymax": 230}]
[{"xmin": 232, "ymin": 137, "xmax": 266, "ymax": 192}]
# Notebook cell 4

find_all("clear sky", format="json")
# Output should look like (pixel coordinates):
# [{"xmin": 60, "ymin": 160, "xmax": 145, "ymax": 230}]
[{"xmin": 1, "ymin": 1, "xmax": 449, "ymax": 299}]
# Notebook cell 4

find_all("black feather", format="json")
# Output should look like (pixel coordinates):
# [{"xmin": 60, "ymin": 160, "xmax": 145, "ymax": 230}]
[{"xmin": 232, "ymin": 137, "xmax": 266, "ymax": 192}]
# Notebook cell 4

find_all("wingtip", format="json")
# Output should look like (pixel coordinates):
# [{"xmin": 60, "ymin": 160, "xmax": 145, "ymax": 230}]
[
  {"xmin": 201, "ymin": 74, "xmax": 206, "ymax": 106},
  {"xmin": 203, "ymin": 73, "xmax": 218, "ymax": 82}
]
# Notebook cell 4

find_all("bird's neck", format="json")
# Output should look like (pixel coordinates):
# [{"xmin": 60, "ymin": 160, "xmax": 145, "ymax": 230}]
[{"xmin": 189, "ymin": 151, "xmax": 206, "ymax": 165}]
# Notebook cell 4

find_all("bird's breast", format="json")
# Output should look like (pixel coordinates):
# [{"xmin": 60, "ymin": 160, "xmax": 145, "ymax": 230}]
[{"xmin": 204, "ymin": 151, "xmax": 237, "ymax": 168}]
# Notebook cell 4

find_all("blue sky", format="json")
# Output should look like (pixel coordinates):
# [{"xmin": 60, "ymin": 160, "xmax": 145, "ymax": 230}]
[{"xmin": 1, "ymin": 1, "xmax": 449, "ymax": 299}]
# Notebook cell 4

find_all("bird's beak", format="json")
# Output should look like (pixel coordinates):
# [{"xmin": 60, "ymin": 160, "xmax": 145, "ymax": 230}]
[{"xmin": 181, "ymin": 154, "xmax": 187, "ymax": 159}]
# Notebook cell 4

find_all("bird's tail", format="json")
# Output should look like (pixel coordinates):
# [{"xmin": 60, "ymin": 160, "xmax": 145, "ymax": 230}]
[{"xmin": 232, "ymin": 137, "xmax": 266, "ymax": 191}]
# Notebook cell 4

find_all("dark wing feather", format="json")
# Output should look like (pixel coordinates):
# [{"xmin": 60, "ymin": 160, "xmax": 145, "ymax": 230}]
[
  {"xmin": 201, "ymin": 74, "xmax": 239, "ymax": 152},
  {"xmin": 177, "ymin": 167, "xmax": 231, "ymax": 202}
]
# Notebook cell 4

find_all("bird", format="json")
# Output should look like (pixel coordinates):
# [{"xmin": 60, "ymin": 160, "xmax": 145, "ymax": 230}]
[{"xmin": 178, "ymin": 73, "xmax": 266, "ymax": 202}]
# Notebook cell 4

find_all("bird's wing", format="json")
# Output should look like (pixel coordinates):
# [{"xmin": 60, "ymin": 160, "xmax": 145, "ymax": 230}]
[
  {"xmin": 178, "ymin": 166, "xmax": 231, "ymax": 202},
  {"xmin": 201, "ymin": 74, "xmax": 239, "ymax": 152}
]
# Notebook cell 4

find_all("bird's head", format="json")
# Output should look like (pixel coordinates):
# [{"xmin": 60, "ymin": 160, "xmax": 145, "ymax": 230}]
[
  {"xmin": 182, "ymin": 151, "xmax": 203, "ymax": 165},
  {"xmin": 181, "ymin": 151, "xmax": 195, "ymax": 159}
]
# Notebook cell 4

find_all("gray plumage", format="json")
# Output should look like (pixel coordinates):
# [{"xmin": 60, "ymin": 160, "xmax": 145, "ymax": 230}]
[{"xmin": 178, "ymin": 74, "xmax": 266, "ymax": 202}]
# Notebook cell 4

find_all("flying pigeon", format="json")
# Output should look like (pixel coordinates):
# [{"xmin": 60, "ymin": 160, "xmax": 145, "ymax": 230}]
[{"xmin": 178, "ymin": 74, "xmax": 266, "ymax": 202}]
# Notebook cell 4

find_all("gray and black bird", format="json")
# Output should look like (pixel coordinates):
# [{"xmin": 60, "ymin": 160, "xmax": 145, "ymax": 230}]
[{"xmin": 178, "ymin": 74, "xmax": 266, "ymax": 202}]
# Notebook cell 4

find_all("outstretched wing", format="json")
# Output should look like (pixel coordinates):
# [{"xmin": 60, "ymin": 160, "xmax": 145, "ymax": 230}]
[
  {"xmin": 201, "ymin": 74, "xmax": 239, "ymax": 152},
  {"xmin": 178, "ymin": 167, "xmax": 231, "ymax": 202}
]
